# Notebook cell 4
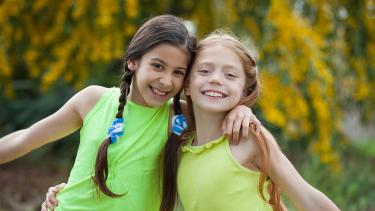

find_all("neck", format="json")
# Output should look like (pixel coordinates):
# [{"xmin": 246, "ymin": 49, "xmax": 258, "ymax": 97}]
[
  {"xmin": 128, "ymin": 82, "xmax": 137, "ymax": 103},
  {"xmin": 192, "ymin": 106, "xmax": 226, "ymax": 146}
]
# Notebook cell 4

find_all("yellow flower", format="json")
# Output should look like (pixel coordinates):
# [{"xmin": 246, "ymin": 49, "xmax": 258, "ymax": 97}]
[
  {"xmin": 72, "ymin": 0, "xmax": 88, "ymax": 19},
  {"xmin": 264, "ymin": 106, "xmax": 287, "ymax": 127},
  {"xmin": 125, "ymin": 0, "xmax": 138, "ymax": 18},
  {"xmin": 32, "ymin": 0, "xmax": 48, "ymax": 12},
  {"xmin": 0, "ymin": 48, "xmax": 9, "ymax": 73},
  {"xmin": 25, "ymin": 49, "xmax": 38, "ymax": 64},
  {"xmin": 355, "ymin": 83, "xmax": 370, "ymax": 100}
]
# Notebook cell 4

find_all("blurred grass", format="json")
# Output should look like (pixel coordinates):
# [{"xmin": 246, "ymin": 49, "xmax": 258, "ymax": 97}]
[{"xmin": 354, "ymin": 139, "xmax": 375, "ymax": 158}]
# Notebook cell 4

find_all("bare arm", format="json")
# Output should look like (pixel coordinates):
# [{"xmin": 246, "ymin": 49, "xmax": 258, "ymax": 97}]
[
  {"xmin": 258, "ymin": 128, "xmax": 340, "ymax": 211},
  {"xmin": 0, "ymin": 85, "xmax": 107, "ymax": 164}
]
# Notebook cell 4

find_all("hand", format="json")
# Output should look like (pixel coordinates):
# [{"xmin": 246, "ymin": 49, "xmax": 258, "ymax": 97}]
[
  {"xmin": 222, "ymin": 105, "xmax": 261, "ymax": 145},
  {"xmin": 41, "ymin": 183, "xmax": 66, "ymax": 211}
]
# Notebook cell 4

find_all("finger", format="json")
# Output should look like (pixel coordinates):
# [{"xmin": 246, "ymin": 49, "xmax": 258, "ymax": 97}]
[
  {"xmin": 241, "ymin": 116, "xmax": 250, "ymax": 139},
  {"xmin": 46, "ymin": 200, "xmax": 56, "ymax": 211},
  {"xmin": 45, "ymin": 193, "xmax": 53, "ymax": 209},
  {"xmin": 45, "ymin": 202, "xmax": 51, "ymax": 210},
  {"xmin": 48, "ymin": 191, "xmax": 58, "ymax": 206},
  {"xmin": 48, "ymin": 183, "xmax": 65, "ymax": 206},
  {"xmin": 255, "ymin": 118, "xmax": 262, "ymax": 133},
  {"xmin": 48, "ymin": 187, "xmax": 56, "ymax": 194},
  {"xmin": 232, "ymin": 116, "xmax": 243, "ymax": 145},
  {"xmin": 49, "ymin": 186, "xmax": 61, "ymax": 194},
  {"xmin": 225, "ymin": 116, "xmax": 235, "ymax": 136},
  {"xmin": 42, "ymin": 202, "xmax": 49, "ymax": 211},
  {"xmin": 250, "ymin": 123, "xmax": 259, "ymax": 138},
  {"xmin": 225, "ymin": 116, "xmax": 236, "ymax": 143},
  {"xmin": 56, "ymin": 183, "xmax": 66, "ymax": 190},
  {"xmin": 247, "ymin": 113, "xmax": 260, "ymax": 133},
  {"xmin": 41, "ymin": 202, "xmax": 46, "ymax": 211}
]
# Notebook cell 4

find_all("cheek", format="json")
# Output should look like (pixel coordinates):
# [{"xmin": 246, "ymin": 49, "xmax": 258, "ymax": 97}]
[
  {"xmin": 173, "ymin": 77, "xmax": 185, "ymax": 90},
  {"xmin": 187, "ymin": 77, "xmax": 200, "ymax": 92},
  {"xmin": 235, "ymin": 83, "xmax": 247, "ymax": 99}
]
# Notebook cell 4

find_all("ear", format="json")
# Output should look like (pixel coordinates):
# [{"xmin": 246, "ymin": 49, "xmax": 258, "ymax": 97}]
[
  {"xmin": 184, "ymin": 80, "xmax": 191, "ymax": 96},
  {"xmin": 127, "ymin": 60, "xmax": 137, "ymax": 71}
]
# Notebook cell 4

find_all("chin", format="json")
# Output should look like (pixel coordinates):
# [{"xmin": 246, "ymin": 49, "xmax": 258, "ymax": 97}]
[
  {"xmin": 146, "ymin": 90, "xmax": 175, "ymax": 107},
  {"xmin": 198, "ymin": 104, "xmax": 232, "ymax": 113}
]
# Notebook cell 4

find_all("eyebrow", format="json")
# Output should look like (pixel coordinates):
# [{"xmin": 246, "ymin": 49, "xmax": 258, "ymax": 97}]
[
  {"xmin": 198, "ymin": 62, "xmax": 238, "ymax": 70},
  {"xmin": 223, "ymin": 65, "xmax": 240, "ymax": 70},
  {"xmin": 151, "ymin": 58, "xmax": 166, "ymax": 65},
  {"xmin": 151, "ymin": 58, "xmax": 187, "ymax": 71},
  {"xmin": 197, "ymin": 62, "xmax": 214, "ymax": 67},
  {"xmin": 198, "ymin": 61, "xmax": 238, "ymax": 70}
]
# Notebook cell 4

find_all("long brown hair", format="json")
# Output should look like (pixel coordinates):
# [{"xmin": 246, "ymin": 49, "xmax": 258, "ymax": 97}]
[
  {"xmin": 161, "ymin": 30, "xmax": 285, "ymax": 211},
  {"xmin": 93, "ymin": 14, "xmax": 196, "ymax": 197}
]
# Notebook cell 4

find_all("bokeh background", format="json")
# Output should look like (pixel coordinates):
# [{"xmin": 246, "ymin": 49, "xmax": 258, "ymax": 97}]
[{"xmin": 0, "ymin": 0, "xmax": 374, "ymax": 210}]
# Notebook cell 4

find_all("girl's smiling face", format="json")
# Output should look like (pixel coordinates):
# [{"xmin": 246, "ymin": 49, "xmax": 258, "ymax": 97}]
[
  {"xmin": 186, "ymin": 44, "xmax": 246, "ymax": 113},
  {"xmin": 128, "ymin": 43, "xmax": 189, "ymax": 107}
]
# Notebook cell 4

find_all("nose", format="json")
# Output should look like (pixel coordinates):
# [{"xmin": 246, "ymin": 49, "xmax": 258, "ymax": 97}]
[
  {"xmin": 208, "ymin": 71, "xmax": 222, "ymax": 85},
  {"xmin": 159, "ymin": 74, "xmax": 173, "ymax": 89}
]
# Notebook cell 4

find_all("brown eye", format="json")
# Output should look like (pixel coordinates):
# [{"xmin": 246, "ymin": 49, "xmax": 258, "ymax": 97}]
[
  {"xmin": 152, "ymin": 63, "xmax": 163, "ymax": 70},
  {"xmin": 174, "ymin": 70, "xmax": 186, "ymax": 77}
]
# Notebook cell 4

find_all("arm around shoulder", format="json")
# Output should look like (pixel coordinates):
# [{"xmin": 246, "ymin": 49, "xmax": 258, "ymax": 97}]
[{"xmin": 0, "ymin": 85, "xmax": 107, "ymax": 164}]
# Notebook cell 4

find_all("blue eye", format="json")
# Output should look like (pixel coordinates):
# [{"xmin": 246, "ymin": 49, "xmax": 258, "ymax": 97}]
[
  {"xmin": 198, "ymin": 69, "xmax": 210, "ymax": 74},
  {"xmin": 225, "ymin": 73, "xmax": 237, "ymax": 79}
]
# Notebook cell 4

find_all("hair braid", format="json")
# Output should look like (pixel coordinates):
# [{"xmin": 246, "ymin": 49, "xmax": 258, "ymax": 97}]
[
  {"xmin": 116, "ymin": 70, "xmax": 134, "ymax": 118},
  {"xmin": 160, "ymin": 93, "xmax": 186, "ymax": 211},
  {"xmin": 93, "ymin": 67, "xmax": 134, "ymax": 197}
]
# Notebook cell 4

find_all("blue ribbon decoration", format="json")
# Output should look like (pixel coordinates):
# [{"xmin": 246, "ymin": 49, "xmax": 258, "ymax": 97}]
[
  {"xmin": 107, "ymin": 118, "xmax": 124, "ymax": 144},
  {"xmin": 172, "ymin": 114, "xmax": 188, "ymax": 136}
]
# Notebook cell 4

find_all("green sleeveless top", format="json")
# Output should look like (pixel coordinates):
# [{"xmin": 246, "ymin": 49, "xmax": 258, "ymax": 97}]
[
  {"xmin": 177, "ymin": 135, "xmax": 272, "ymax": 211},
  {"xmin": 55, "ymin": 87, "xmax": 171, "ymax": 211}
]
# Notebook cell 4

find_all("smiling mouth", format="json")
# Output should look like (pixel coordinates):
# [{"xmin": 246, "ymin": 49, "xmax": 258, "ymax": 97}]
[
  {"xmin": 150, "ymin": 86, "xmax": 169, "ymax": 96},
  {"xmin": 201, "ymin": 90, "xmax": 227, "ymax": 98}
]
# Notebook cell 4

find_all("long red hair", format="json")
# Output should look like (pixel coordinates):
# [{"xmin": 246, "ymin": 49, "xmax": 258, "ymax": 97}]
[{"xmin": 161, "ymin": 30, "xmax": 286, "ymax": 211}]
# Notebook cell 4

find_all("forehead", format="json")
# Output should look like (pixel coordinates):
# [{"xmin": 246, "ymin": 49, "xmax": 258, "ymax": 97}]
[
  {"xmin": 194, "ymin": 44, "xmax": 243, "ymax": 70},
  {"xmin": 141, "ymin": 43, "xmax": 189, "ymax": 67}
]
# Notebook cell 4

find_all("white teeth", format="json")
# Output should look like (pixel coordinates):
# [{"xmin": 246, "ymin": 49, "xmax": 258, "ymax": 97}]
[
  {"xmin": 203, "ymin": 91, "xmax": 225, "ymax": 98},
  {"xmin": 152, "ymin": 87, "xmax": 167, "ymax": 96}
]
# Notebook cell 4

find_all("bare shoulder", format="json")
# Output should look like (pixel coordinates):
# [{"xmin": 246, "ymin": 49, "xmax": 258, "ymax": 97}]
[
  {"xmin": 77, "ymin": 85, "xmax": 108, "ymax": 104},
  {"xmin": 229, "ymin": 134, "xmax": 260, "ymax": 171},
  {"xmin": 232, "ymin": 126, "xmax": 281, "ymax": 169},
  {"xmin": 72, "ymin": 85, "xmax": 109, "ymax": 119}
]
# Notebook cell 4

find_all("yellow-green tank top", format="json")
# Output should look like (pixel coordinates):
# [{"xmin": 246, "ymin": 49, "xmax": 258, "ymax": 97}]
[
  {"xmin": 177, "ymin": 135, "xmax": 272, "ymax": 211},
  {"xmin": 55, "ymin": 87, "xmax": 170, "ymax": 211}
]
